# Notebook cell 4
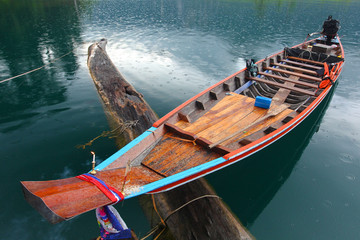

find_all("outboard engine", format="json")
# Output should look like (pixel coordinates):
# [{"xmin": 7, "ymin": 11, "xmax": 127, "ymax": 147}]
[
  {"xmin": 322, "ymin": 15, "xmax": 340, "ymax": 45},
  {"xmin": 246, "ymin": 59, "xmax": 258, "ymax": 77}
]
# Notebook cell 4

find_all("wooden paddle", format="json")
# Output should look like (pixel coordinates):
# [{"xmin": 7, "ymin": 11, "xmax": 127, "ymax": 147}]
[{"xmin": 209, "ymin": 104, "xmax": 289, "ymax": 149}]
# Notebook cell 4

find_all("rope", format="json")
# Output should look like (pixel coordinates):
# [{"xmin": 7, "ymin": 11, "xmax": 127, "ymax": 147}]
[
  {"xmin": 140, "ymin": 194, "xmax": 221, "ymax": 240},
  {"xmin": 163, "ymin": 195, "xmax": 221, "ymax": 222},
  {"xmin": 151, "ymin": 195, "xmax": 165, "ymax": 226},
  {"xmin": 77, "ymin": 120, "xmax": 138, "ymax": 149},
  {"xmin": 0, "ymin": 50, "xmax": 73, "ymax": 84}
]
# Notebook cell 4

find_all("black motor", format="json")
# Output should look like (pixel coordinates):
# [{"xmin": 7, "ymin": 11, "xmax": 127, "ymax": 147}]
[{"xmin": 322, "ymin": 15, "xmax": 340, "ymax": 45}]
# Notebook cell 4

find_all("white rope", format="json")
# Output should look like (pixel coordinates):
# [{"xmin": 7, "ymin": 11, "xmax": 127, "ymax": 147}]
[{"xmin": 0, "ymin": 50, "xmax": 73, "ymax": 84}]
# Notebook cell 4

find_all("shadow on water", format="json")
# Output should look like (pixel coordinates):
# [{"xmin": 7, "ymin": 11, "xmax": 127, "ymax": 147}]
[
  {"xmin": 206, "ymin": 84, "xmax": 337, "ymax": 228},
  {"xmin": 0, "ymin": 0, "xmax": 89, "ymax": 128}
]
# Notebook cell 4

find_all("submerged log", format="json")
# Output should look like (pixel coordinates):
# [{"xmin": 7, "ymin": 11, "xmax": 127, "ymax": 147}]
[
  {"xmin": 87, "ymin": 39, "xmax": 158, "ymax": 145},
  {"xmin": 88, "ymin": 39, "xmax": 254, "ymax": 240}
]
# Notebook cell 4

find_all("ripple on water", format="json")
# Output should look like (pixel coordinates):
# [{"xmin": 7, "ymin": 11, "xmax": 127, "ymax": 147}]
[
  {"xmin": 323, "ymin": 200, "xmax": 333, "ymax": 208},
  {"xmin": 339, "ymin": 153, "xmax": 354, "ymax": 164},
  {"xmin": 345, "ymin": 174, "xmax": 356, "ymax": 181}
]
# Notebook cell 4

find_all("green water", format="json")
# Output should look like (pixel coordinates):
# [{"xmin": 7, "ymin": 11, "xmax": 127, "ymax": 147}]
[{"xmin": 1, "ymin": 0, "xmax": 359, "ymax": 239}]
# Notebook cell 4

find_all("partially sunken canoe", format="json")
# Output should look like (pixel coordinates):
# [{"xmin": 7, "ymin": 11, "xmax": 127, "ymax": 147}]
[{"xmin": 21, "ymin": 36, "xmax": 344, "ymax": 223}]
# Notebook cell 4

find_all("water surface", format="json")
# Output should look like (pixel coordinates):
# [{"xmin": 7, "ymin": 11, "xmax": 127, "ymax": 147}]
[{"xmin": 0, "ymin": 0, "xmax": 359, "ymax": 239}]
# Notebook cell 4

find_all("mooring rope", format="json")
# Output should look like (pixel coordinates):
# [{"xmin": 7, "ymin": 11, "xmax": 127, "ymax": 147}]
[
  {"xmin": 77, "ymin": 120, "xmax": 138, "ymax": 149},
  {"xmin": 0, "ymin": 50, "xmax": 74, "ymax": 84},
  {"xmin": 140, "ymin": 194, "xmax": 221, "ymax": 240}
]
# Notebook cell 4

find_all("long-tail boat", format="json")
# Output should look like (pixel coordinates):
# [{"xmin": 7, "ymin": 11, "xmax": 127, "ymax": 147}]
[{"xmin": 21, "ymin": 35, "xmax": 344, "ymax": 224}]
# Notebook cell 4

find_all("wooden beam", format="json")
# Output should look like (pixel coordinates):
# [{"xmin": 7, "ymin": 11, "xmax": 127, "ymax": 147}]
[
  {"xmin": 287, "ymin": 56, "xmax": 325, "ymax": 66},
  {"xmin": 281, "ymin": 59, "xmax": 323, "ymax": 70},
  {"xmin": 246, "ymin": 76, "xmax": 316, "ymax": 96},
  {"xmin": 264, "ymin": 67, "xmax": 322, "ymax": 82},
  {"xmin": 258, "ymin": 71, "xmax": 319, "ymax": 89},
  {"xmin": 165, "ymin": 122, "xmax": 197, "ymax": 140},
  {"xmin": 271, "ymin": 75, "xmax": 299, "ymax": 105},
  {"xmin": 272, "ymin": 63, "xmax": 318, "ymax": 76}
]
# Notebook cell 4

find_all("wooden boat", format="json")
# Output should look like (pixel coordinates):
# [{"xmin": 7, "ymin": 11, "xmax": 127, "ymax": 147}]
[{"xmin": 21, "ymin": 35, "xmax": 344, "ymax": 224}]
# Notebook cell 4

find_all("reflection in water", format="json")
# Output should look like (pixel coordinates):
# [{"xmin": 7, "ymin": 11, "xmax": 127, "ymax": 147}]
[
  {"xmin": 0, "ymin": 0, "xmax": 86, "ymax": 127},
  {"xmin": 0, "ymin": 0, "xmax": 359, "ymax": 239}
]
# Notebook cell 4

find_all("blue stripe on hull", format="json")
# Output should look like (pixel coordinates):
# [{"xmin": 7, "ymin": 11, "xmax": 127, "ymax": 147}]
[
  {"xmin": 126, "ymin": 156, "xmax": 228, "ymax": 198},
  {"xmin": 96, "ymin": 126, "xmax": 158, "ymax": 170}
]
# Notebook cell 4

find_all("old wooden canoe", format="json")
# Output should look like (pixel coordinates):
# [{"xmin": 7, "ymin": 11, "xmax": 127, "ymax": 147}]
[{"xmin": 21, "ymin": 35, "xmax": 344, "ymax": 224}]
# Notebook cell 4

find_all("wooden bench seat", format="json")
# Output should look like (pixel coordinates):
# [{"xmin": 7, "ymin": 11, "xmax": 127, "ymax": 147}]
[
  {"xmin": 263, "ymin": 67, "xmax": 322, "ymax": 82},
  {"xmin": 281, "ymin": 59, "xmax": 323, "ymax": 70},
  {"xmin": 287, "ymin": 56, "xmax": 325, "ymax": 66},
  {"xmin": 246, "ymin": 76, "xmax": 316, "ymax": 96},
  {"xmin": 258, "ymin": 71, "xmax": 319, "ymax": 89},
  {"xmin": 272, "ymin": 62, "xmax": 318, "ymax": 76}
]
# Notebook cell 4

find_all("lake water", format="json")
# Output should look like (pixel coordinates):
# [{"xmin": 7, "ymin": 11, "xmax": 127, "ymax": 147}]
[{"xmin": 1, "ymin": 0, "xmax": 359, "ymax": 239}]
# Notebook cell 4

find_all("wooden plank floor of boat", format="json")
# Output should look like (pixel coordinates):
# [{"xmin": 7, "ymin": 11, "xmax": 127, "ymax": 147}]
[{"xmin": 142, "ymin": 93, "xmax": 294, "ymax": 177}]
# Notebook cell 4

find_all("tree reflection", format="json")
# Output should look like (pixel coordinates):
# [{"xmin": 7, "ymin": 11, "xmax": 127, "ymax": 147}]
[{"xmin": 0, "ymin": 0, "xmax": 91, "ymax": 125}]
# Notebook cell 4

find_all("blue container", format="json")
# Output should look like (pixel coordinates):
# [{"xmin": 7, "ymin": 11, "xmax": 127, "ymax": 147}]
[{"xmin": 254, "ymin": 96, "xmax": 272, "ymax": 109}]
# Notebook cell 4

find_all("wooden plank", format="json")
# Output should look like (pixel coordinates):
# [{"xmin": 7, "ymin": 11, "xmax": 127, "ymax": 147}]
[
  {"xmin": 165, "ymin": 122, "xmax": 197, "ymax": 140},
  {"xmin": 258, "ymin": 71, "xmax": 319, "ymax": 89},
  {"xmin": 142, "ymin": 133, "xmax": 221, "ymax": 177},
  {"xmin": 272, "ymin": 62, "xmax": 318, "ymax": 75},
  {"xmin": 264, "ymin": 67, "xmax": 322, "ymax": 82},
  {"xmin": 197, "ymin": 106, "xmax": 267, "ymax": 143},
  {"xmin": 179, "ymin": 94, "xmax": 255, "ymax": 134},
  {"xmin": 287, "ymin": 56, "xmax": 325, "ymax": 66},
  {"xmin": 281, "ymin": 59, "xmax": 323, "ymax": 70},
  {"xmin": 246, "ymin": 76, "xmax": 316, "ymax": 96},
  {"xmin": 271, "ymin": 75, "xmax": 298, "ymax": 105},
  {"xmin": 220, "ymin": 107, "xmax": 293, "ymax": 147},
  {"xmin": 209, "ymin": 104, "xmax": 290, "ymax": 148},
  {"xmin": 21, "ymin": 166, "xmax": 163, "ymax": 223}
]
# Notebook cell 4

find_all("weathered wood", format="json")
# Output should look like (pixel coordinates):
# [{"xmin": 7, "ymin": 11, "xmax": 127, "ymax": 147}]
[
  {"xmin": 271, "ymin": 75, "xmax": 300, "ymax": 105},
  {"xmin": 247, "ymin": 76, "xmax": 316, "ymax": 96},
  {"xmin": 87, "ymin": 39, "xmax": 158, "ymax": 144},
  {"xmin": 287, "ymin": 56, "xmax": 325, "ymax": 66},
  {"xmin": 281, "ymin": 59, "xmax": 323, "ymax": 70},
  {"xmin": 263, "ymin": 67, "xmax": 322, "ymax": 82},
  {"xmin": 178, "ymin": 94, "xmax": 254, "ymax": 134},
  {"xmin": 88, "ymin": 39, "xmax": 254, "ymax": 240},
  {"xmin": 142, "ymin": 132, "xmax": 222, "ymax": 177},
  {"xmin": 143, "ymin": 178, "xmax": 254, "ymax": 240},
  {"xmin": 272, "ymin": 62, "xmax": 318, "ymax": 75},
  {"xmin": 209, "ymin": 103, "xmax": 290, "ymax": 148},
  {"xmin": 258, "ymin": 71, "xmax": 319, "ymax": 89},
  {"xmin": 21, "ymin": 166, "xmax": 163, "ymax": 223}
]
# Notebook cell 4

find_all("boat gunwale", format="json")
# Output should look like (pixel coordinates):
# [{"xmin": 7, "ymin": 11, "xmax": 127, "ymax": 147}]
[
  {"xmin": 152, "ymin": 38, "xmax": 318, "ymax": 129},
  {"xmin": 127, "ymin": 36, "xmax": 345, "ymax": 196},
  {"xmin": 20, "ymin": 36, "xmax": 345, "ymax": 223}
]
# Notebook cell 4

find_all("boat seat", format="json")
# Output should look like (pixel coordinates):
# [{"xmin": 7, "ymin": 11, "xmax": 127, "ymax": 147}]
[
  {"xmin": 263, "ymin": 67, "xmax": 322, "ymax": 82},
  {"xmin": 287, "ymin": 56, "xmax": 325, "ymax": 66},
  {"xmin": 246, "ymin": 76, "xmax": 316, "ymax": 96},
  {"xmin": 165, "ymin": 122, "xmax": 197, "ymax": 140},
  {"xmin": 271, "ymin": 62, "xmax": 318, "ymax": 76},
  {"xmin": 164, "ymin": 122, "xmax": 233, "ymax": 155},
  {"xmin": 281, "ymin": 59, "xmax": 323, "ymax": 70},
  {"xmin": 258, "ymin": 71, "xmax": 318, "ymax": 89}
]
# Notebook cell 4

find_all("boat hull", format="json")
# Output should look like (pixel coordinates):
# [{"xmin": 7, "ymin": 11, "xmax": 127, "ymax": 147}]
[{"xmin": 21, "ymin": 36, "xmax": 345, "ymax": 223}]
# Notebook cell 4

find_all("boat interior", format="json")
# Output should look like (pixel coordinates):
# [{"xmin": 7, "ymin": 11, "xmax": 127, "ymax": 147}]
[{"xmin": 102, "ymin": 37, "xmax": 345, "ymax": 181}]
